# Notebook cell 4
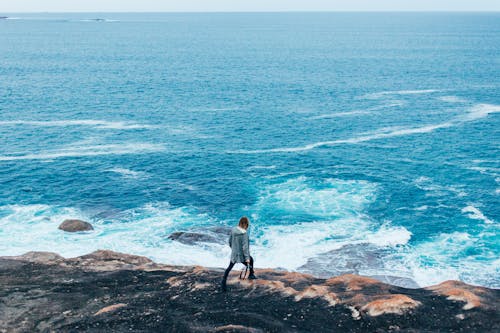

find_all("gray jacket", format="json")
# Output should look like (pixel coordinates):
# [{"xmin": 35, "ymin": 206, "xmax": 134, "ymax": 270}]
[{"xmin": 228, "ymin": 226, "xmax": 250, "ymax": 263}]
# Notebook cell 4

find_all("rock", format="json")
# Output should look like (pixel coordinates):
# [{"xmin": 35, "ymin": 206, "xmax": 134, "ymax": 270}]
[
  {"xmin": 1, "ymin": 251, "xmax": 499, "ymax": 332},
  {"xmin": 325, "ymin": 274, "xmax": 382, "ymax": 291},
  {"xmin": 361, "ymin": 294, "xmax": 421, "ymax": 316},
  {"xmin": 167, "ymin": 226, "xmax": 231, "ymax": 245},
  {"xmin": 298, "ymin": 244, "xmax": 419, "ymax": 288},
  {"xmin": 16, "ymin": 251, "xmax": 64, "ymax": 264},
  {"xmin": 428, "ymin": 280, "xmax": 485, "ymax": 310},
  {"xmin": 58, "ymin": 219, "xmax": 93, "ymax": 232},
  {"xmin": 94, "ymin": 303, "xmax": 127, "ymax": 316},
  {"xmin": 66, "ymin": 250, "xmax": 156, "ymax": 271},
  {"xmin": 369, "ymin": 275, "xmax": 420, "ymax": 289},
  {"xmin": 168, "ymin": 231, "xmax": 221, "ymax": 245},
  {"xmin": 213, "ymin": 325, "xmax": 263, "ymax": 332}
]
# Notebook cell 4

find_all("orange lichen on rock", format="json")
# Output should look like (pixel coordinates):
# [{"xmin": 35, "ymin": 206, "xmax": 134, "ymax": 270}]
[
  {"xmin": 361, "ymin": 295, "xmax": 421, "ymax": 316},
  {"xmin": 294, "ymin": 285, "xmax": 338, "ymax": 306},
  {"xmin": 94, "ymin": 303, "xmax": 127, "ymax": 316},
  {"xmin": 191, "ymin": 266, "xmax": 208, "ymax": 275},
  {"xmin": 429, "ymin": 280, "xmax": 483, "ymax": 310},
  {"xmin": 213, "ymin": 324, "xmax": 263, "ymax": 332},
  {"xmin": 166, "ymin": 276, "xmax": 185, "ymax": 287},
  {"xmin": 239, "ymin": 278, "xmax": 297, "ymax": 297},
  {"xmin": 192, "ymin": 282, "xmax": 211, "ymax": 290},
  {"xmin": 325, "ymin": 274, "xmax": 382, "ymax": 291}
]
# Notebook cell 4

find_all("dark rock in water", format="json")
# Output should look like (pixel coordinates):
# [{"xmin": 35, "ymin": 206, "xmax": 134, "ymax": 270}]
[
  {"xmin": 0, "ymin": 251, "xmax": 498, "ymax": 332},
  {"xmin": 58, "ymin": 219, "xmax": 94, "ymax": 232},
  {"xmin": 168, "ymin": 231, "xmax": 221, "ymax": 245},
  {"xmin": 299, "ymin": 243, "xmax": 387, "ymax": 276},
  {"xmin": 168, "ymin": 226, "xmax": 231, "ymax": 245},
  {"xmin": 298, "ymin": 244, "xmax": 419, "ymax": 288}
]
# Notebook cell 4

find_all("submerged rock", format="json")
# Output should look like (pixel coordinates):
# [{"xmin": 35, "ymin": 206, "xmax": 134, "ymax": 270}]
[
  {"xmin": 168, "ymin": 226, "xmax": 231, "ymax": 245},
  {"xmin": 298, "ymin": 243, "xmax": 419, "ymax": 288},
  {"xmin": 168, "ymin": 231, "xmax": 221, "ymax": 245},
  {"xmin": 58, "ymin": 219, "xmax": 93, "ymax": 232}
]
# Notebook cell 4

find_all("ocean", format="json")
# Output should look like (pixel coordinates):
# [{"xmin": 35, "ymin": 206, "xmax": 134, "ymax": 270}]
[{"xmin": 0, "ymin": 12, "xmax": 498, "ymax": 288}]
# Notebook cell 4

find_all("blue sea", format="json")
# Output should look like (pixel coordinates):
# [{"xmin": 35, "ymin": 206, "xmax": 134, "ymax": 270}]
[{"xmin": 0, "ymin": 13, "xmax": 499, "ymax": 288}]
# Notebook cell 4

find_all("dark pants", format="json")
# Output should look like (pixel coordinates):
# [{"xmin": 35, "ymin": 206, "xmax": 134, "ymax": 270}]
[{"xmin": 221, "ymin": 256, "xmax": 254, "ymax": 288}]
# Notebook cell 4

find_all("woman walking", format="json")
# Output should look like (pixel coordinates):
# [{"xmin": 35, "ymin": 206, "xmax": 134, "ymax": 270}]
[{"xmin": 221, "ymin": 216, "xmax": 257, "ymax": 292}]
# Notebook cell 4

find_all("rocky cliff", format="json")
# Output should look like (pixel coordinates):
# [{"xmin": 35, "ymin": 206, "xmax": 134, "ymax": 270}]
[{"xmin": 0, "ymin": 250, "xmax": 498, "ymax": 332}]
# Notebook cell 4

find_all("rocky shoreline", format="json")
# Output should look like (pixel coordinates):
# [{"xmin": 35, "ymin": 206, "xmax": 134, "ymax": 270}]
[{"xmin": 1, "ymin": 250, "xmax": 498, "ymax": 332}]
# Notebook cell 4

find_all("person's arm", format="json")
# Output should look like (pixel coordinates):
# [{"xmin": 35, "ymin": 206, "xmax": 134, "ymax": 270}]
[
  {"xmin": 228, "ymin": 233, "xmax": 232, "ymax": 248},
  {"xmin": 242, "ymin": 233, "xmax": 250, "ymax": 262}
]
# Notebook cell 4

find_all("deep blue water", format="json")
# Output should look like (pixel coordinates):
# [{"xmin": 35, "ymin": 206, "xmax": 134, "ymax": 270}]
[{"xmin": 0, "ymin": 13, "xmax": 499, "ymax": 287}]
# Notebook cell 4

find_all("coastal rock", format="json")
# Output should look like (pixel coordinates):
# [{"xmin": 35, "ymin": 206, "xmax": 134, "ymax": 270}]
[
  {"xmin": 65, "ymin": 250, "xmax": 157, "ymax": 271},
  {"xmin": 298, "ymin": 244, "xmax": 419, "ymax": 288},
  {"xmin": 168, "ymin": 226, "xmax": 231, "ymax": 245},
  {"xmin": 58, "ymin": 219, "xmax": 94, "ymax": 232},
  {"xmin": 0, "ymin": 251, "xmax": 499, "ymax": 332},
  {"xmin": 428, "ymin": 280, "xmax": 490, "ymax": 310},
  {"xmin": 94, "ymin": 303, "xmax": 128, "ymax": 316},
  {"xmin": 168, "ymin": 231, "xmax": 221, "ymax": 245},
  {"xmin": 361, "ymin": 295, "xmax": 421, "ymax": 316},
  {"xmin": 13, "ymin": 251, "xmax": 64, "ymax": 264}
]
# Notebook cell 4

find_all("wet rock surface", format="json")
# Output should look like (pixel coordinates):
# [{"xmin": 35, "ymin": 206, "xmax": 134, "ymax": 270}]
[
  {"xmin": 168, "ymin": 226, "xmax": 231, "ymax": 245},
  {"xmin": 58, "ymin": 219, "xmax": 94, "ymax": 232},
  {"xmin": 168, "ymin": 232, "xmax": 223, "ymax": 245},
  {"xmin": 298, "ymin": 244, "xmax": 419, "ymax": 288},
  {"xmin": 0, "ymin": 251, "xmax": 498, "ymax": 332}
]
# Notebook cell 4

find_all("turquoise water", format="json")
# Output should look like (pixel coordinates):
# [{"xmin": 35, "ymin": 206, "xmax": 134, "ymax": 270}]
[{"xmin": 0, "ymin": 13, "xmax": 499, "ymax": 287}]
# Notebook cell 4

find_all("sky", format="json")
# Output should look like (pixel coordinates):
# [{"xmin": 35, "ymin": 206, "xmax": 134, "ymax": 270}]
[{"xmin": 0, "ymin": 0, "xmax": 499, "ymax": 12}]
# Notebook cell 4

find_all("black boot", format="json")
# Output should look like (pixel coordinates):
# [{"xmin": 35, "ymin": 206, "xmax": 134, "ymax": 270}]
[
  {"xmin": 248, "ymin": 268, "xmax": 257, "ymax": 280},
  {"xmin": 221, "ymin": 281, "xmax": 227, "ymax": 292}
]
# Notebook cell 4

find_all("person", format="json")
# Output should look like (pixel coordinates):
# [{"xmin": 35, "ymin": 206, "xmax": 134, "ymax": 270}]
[{"xmin": 221, "ymin": 216, "xmax": 257, "ymax": 292}]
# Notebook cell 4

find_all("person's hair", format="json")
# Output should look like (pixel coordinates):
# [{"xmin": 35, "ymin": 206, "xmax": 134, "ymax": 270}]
[{"xmin": 238, "ymin": 216, "xmax": 249, "ymax": 229}]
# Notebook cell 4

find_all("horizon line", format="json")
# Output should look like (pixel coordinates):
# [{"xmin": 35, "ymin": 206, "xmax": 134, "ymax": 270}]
[{"xmin": 1, "ymin": 10, "xmax": 500, "ymax": 14}]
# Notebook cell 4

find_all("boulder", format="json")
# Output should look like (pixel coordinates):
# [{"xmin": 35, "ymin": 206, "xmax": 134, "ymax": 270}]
[
  {"xmin": 58, "ymin": 219, "xmax": 94, "ymax": 232},
  {"xmin": 168, "ymin": 231, "xmax": 221, "ymax": 245}
]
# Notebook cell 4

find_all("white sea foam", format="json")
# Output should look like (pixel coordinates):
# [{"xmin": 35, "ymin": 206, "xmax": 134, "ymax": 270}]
[
  {"xmin": 188, "ymin": 107, "xmax": 239, "ymax": 112},
  {"xmin": 395, "ymin": 231, "xmax": 500, "ymax": 287},
  {"xmin": 1, "ymin": 187, "xmax": 497, "ymax": 287},
  {"xmin": 363, "ymin": 89, "xmax": 440, "ymax": 99},
  {"xmin": 461, "ymin": 205, "xmax": 494, "ymax": 224},
  {"xmin": 438, "ymin": 96, "xmax": 467, "ymax": 103},
  {"xmin": 0, "ymin": 120, "xmax": 156, "ymax": 130},
  {"xmin": 309, "ymin": 111, "xmax": 371, "ymax": 120},
  {"xmin": 106, "ymin": 168, "xmax": 149, "ymax": 179},
  {"xmin": 0, "ymin": 203, "xmax": 228, "ymax": 266},
  {"xmin": 246, "ymin": 165, "xmax": 277, "ymax": 171},
  {"xmin": 366, "ymin": 226, "xmax": 412, "ymax": 247},
  {"xmin": 253, "ymin": 176, "xmax": 377, "ymax": 218},
  {"xmin": 231, "ymin": 102, "xmax": 500, "ymax": 154},
  {"xmin": 309, "ymin": 102, "xmax": 405, "ymax": 121},
  {"xmin": 414, "ymin": 176, "xmax": 467, "ymax": 197},
  {"xmin": 232, "ymin": 122, "xmax": 455, "ymax": 153},
  {"xmin": 0, "ymin": 143, "xmax": 165, "ymax": 161},
  {"xmin": 245, "ymin": 177, "xmax": 413, "ymax": 269}
]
